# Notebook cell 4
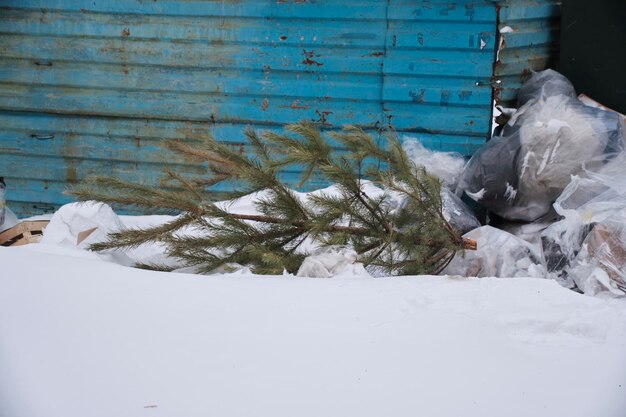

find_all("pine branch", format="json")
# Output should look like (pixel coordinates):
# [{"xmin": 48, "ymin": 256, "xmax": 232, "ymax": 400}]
[{"xmin": 72, "ymin": 121, "xmax": 476, "ymax": 276}]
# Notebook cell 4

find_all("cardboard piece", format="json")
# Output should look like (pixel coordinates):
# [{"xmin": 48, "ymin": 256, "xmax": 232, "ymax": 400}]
[
  {"xmin": 586, "ymin": 224, "xmax": 626, "ymax": 292},
  {"xmin": 76, "ymin": 227, "xmax": 98, "ymax": 245},
  {"xmin": 0, "ymin": 221, "xmax": 50, "ymax": 247}
]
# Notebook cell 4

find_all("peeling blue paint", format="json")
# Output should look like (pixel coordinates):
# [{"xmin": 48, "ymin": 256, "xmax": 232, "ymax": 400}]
[{"xmin": 0, "ymin": 0, "xmax": 559, "ymax": 217}]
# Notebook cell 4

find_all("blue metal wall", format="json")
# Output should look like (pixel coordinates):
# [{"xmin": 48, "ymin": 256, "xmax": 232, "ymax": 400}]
[
  {"xmin": 495, "ymin": 0, "xmax": 561, "ymax": 104},
  {"xmin": 0, "ymin": 0, "xmax": 557, "ymax": 217}
]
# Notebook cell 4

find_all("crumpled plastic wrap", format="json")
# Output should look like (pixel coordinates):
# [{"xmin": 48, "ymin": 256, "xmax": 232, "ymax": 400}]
[
  {"xmin": 0, "ymin": 177, "xmax": 5, "ymax": 227},
  {"xmin": 440, "ymin": 188, "xmax": 480, "ymax": 234},
  {"xmin": 403, "ymin": 136, "xmax": 466, "ymax": 189},
  {"xmin": 441, "ymin": 226, "xmax": 544, "ymax": 278},
  {"xmin": 568, "ymin": 212, "xmax": 626, "ymax": 296},
  {"xmin": 541, "ymin": 153, "xmax": 626, "ymax": 295},
  {"xmin": 296, "ymin": 246, "xmax": 368, "ymax": 278},
  {"xmin": 399, "ymin": 137, "xmax": 480, "ymax": 234},
  {"xmin": 458, "ymin": 69, "xmax": 625, "ymax": 222},
  {"xmin": 0, "ymin": 207, "xmax": 19, "ymax": 233},
  {"xmin": 0, "ymin": 177, "xmax": 19, "ymax": 233}
]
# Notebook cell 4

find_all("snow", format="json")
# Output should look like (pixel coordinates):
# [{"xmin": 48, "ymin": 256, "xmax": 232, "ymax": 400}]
[{"xmin": 2, "ymin": 236, "xmax": 626, "ymax": 417}]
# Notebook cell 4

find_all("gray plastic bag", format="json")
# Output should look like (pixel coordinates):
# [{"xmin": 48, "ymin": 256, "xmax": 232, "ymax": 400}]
[{"xmin": 458, "ymin": 70, "xmax": 624, "ymax": 222}]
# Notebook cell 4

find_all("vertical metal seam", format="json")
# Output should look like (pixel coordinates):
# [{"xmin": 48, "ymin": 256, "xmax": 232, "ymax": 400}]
[
  {"xmin": 488, "ymin": 1, "xmax": 503, "ymax": 140},
  {"xmin": 379, "ymin": 0, "xmax": 391, "ymax": 130}
]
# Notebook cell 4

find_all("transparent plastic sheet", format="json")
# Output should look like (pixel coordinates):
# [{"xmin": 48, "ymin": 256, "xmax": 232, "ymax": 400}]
[
  {"xmin": 296, "ymin": 246, "xmax": 368, "ymax": 278},
  {"xmin": 0, "ymin": 177, "xmax": 5, "ymax": 227},
  {"xmin": 441, "ymin": 226, "xmax": 545, "ymax": 278},
  {"xmin": 458, "ymin": 69, "xmax": 625, "ymax": 222},
  {"xmin": 0, "ymin": 207, "xmax": 18, "ymax": 233},
  {"xmin": 399, "ymin": 137, "xmax": 480, "ymax": 234},
  {"xmin": 440, "ymin": 188, "xmax": 480, "ymax": 235},
  {"xmin": 387, "ymin": 188, "xmax": 480, "ymax": 235},
  {"xmin": 498, "ymin": 218, "xmax": 556, "ymax": 247},
  {"xmin": 541, "ymin": 153, "xmax": 626, "ymax": 295},
  {"xmin": 0, "ymin": 178, "xmax": 20, "ymax": 233},
  {"xmin": 568, "ymin": 211, "xmax": 626, "ymax": 296},
  {"xmin": 402, "ymin": 136, "xmax": 466, "ymax": 189}
]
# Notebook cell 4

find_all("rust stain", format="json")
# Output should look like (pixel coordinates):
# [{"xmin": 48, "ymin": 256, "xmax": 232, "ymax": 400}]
[
  {"xmin": 278, "ymin": 100, "xmax": 309, "ymax": 110},
  {"xmin": 364, "ymin": 51, "xmax": 384, "ymax": 57},
  {"xmin": 100, "ymin": 46, "xmax": 126, "ymax": 53},
  {"xmin": 121, "ymin": 27, "xmax": 131, "ymax": 37},
  {"xmin": 175, "ymin": 124, "xmax": 211, "ymax": 141},
  {"xmin": 302, "ymin": 49, "xmax": 323, "ymax": 67},
  {"xmin": 279, "ymin": 35, "xmax": 288, "ymax": 41},
  {"xmin": 66, "ymin": 165, "xmax": 77, "ymax": 184},
  {"xmin": 261, "ymin": 98, "xmax": 269, "ymax": 111},
  {"xmin": 313, "ymin": 110, "xmax": 333, "ymax": 126}
]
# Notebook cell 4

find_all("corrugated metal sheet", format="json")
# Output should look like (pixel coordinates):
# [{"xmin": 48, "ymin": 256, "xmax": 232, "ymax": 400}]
[
  {"xmin": 0, "ymin": 0, "xmax": 555, "ymax": 217},
  {"xmin": 494, "ymin": 0, "xmax": 561, "ymax": 105}
]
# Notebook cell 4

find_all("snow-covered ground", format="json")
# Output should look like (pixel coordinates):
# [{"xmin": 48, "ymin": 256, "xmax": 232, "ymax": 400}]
[{"xmin": 2, "ymin": 237, "xmax": 626, "ymax": 417}]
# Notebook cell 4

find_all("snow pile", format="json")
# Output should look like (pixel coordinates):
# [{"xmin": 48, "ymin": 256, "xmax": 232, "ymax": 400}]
[
  {"xmin": 41, "ymin": 201, "xmax": 124, "ymax": 248},
  {"xmin": 1, "ymin": 246, "xmax": 625, "ymax": 417}
]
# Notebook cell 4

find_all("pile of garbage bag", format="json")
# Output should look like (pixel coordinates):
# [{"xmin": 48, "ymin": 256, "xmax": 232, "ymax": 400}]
[
  {"xmin": 440, "ymin": 69, "xmax": 626, "ymax": 296},
  {"xmin": 458, "ymin": 69, "xmax": 624, "ymax": 222}
]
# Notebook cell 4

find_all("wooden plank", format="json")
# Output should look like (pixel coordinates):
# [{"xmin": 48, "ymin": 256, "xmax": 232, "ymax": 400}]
[{"xmin": 0, "ymin": 220, "xmax": 49, "ymax": 246}]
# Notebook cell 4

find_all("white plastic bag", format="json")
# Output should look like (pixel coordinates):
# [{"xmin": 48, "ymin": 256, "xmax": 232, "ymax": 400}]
[
  {"xmin": 441, "ymin": 226, "xmax": 544, "ymax": 278},
  {"xmin": 41, "ymin": 201, "xmax": 125, "ymax": 248},
  {"xmin": 402, "ymin": 136, "xmax": 466, "ymax": 189},
  {"xmin": 297, "ymin": 246, "xmax": 367, "ymax": 278}
]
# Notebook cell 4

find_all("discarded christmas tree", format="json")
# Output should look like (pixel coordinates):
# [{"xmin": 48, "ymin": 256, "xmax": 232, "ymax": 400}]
[{"xmin": 71, "ymin": 122, "xmax": 475, "ymax": 275}]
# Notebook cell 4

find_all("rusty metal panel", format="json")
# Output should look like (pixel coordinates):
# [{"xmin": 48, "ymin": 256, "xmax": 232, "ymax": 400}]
[
  {"xmin": 493, "ymin": 0, "xmax": 561, "ymax": 106},
  {"xmin": 0, "ymin": 0, "xmax": 524, "ymax": 217}
]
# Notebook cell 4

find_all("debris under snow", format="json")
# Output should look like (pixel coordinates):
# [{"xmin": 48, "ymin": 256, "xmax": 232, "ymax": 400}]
[{"xmin": 296, "ymin": 246, "xmax": 369, "ymax": 278}]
